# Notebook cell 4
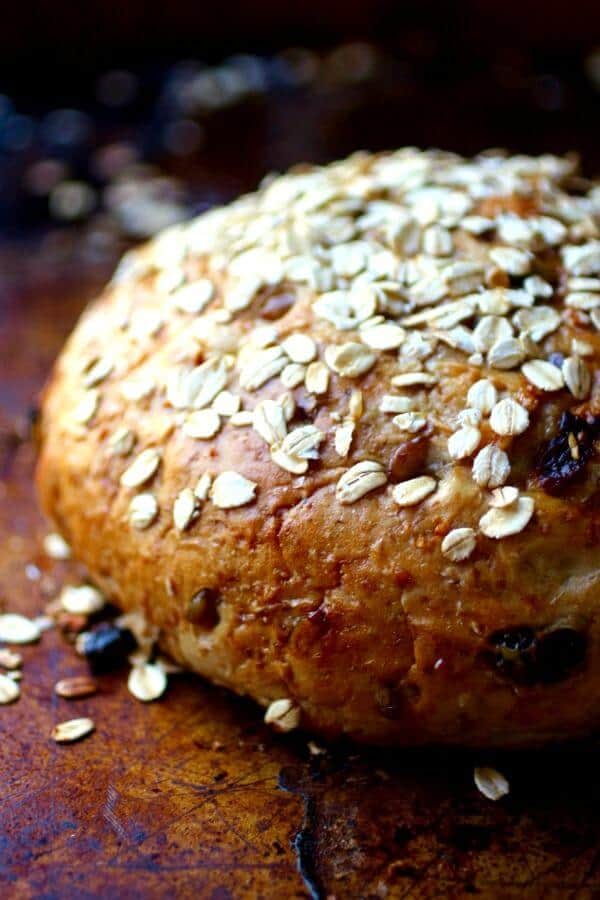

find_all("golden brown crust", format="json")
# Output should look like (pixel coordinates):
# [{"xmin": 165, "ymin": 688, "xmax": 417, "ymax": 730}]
[{"xmin": 37, "ymin": 148, "xmax": 600, "ymax": 745}]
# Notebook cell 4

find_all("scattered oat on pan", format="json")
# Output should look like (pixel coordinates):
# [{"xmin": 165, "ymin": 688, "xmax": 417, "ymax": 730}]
[
  {"xmin": 0, "ymin": 614, "xmax": 41, "ymax": 645},
  {"xmin": 127, "ymin": 662, "xmax": 168, "ymax": 702},
  {"xmin": 474, "ymin": 766, "xmax": 510, "ymax": 801},
  {"xmin": 0, "ymin": 673, "xmax": 20, "ymax": 704},
  {"xmin": 54, "ymin": 676, "xmax": 98, "ymax": 699},
  {"xmin": 51, "ymin": 717, "xmax": 95, "ymax": 743}
]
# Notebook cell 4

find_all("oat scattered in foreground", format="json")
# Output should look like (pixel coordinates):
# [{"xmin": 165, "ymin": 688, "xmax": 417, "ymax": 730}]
[
  {"xmin": 474, "ymin": 766, "xmax": 510, "ymax": 801},
  {"xmin": 59, "ymin": 585, "xmax": 105, "ymax": 616},
  {"xmin": 0, "ymin": 613, "xmax": 41, "ymax": 644},
  {"xmin": 128, "ymin": 662, "xmax": 168, "ymax": 702},
  {"xmin": 54, "ymin": 676, "xmax": 98, "ymax": 699},
  {"xmin": 264, "ymin": 698, "xmax": 301, "ymax": 732},
  {"xmin": 0, "ymin": 648, "xmax": 22, "ymax": 669},
  {"xmin": 441, "ymin": 528, "xmax": 476, "ymax": 561},
  {"xmin": 0, "ymin": 672, "xmax": 20, "ymax": 704},
  {"xmin": 43, "ymin": 532, "xmax": 71, "ymax": 560},
  {"xmin": 52, "ymin": 717, "xmax": 95, "ymax": 743}
]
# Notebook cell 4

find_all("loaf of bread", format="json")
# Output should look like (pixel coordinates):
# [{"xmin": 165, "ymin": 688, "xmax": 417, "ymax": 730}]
[{"xmin": 37, "ymin": 149, "xmax": 600, "ymax": 745}]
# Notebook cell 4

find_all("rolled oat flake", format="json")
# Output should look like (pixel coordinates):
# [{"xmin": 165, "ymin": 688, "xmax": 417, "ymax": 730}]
[
  {"xmin": 59, "ymin": 584, "xmax": 105, "ymax": 616},
  {"xmin": 52, "ymin": 717, "xmax": 95, "ymax": 743},
  {"xmin": 0, "ymin": 613, "xmax": 41, "ymax": 644},
  {"xmin": 43, "ymin": 532, "xmax": 71, "ymax": 560},
  {"xmin": 0, "ymin": 648, "xmax": 22, "ymax": 669},
  {"xmin": 54, "ymin": 676, "xmax": 98, "ymax": 699},
  {"xmin": 127, "ymin": 662, "xmax": 167, "ymax": 702},
  {"xmin": 0, "ymin": 672, "xmax": 20, "ymax": 704},
  {"xmin": 474, "ymin": 766, "xmax": 510, "ymax": 801},
  {"xmin": 441, "ymin": 527, "xmax": 476, "ymax": 561},
  {"xmin": 264, "ymin": 698, "xmax": 301, "ymax": 732},
  {"xmin": 479, "ymin": 496, "xmax": 534, "ymax": 539}
]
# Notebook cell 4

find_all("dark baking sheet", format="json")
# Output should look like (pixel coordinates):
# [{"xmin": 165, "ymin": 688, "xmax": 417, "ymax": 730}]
[{"xmin": 1, "ymin": 30, "xmax": 600, "ymax": 898}]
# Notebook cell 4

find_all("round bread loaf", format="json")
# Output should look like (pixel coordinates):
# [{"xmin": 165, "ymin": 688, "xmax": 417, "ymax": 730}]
[{"xmin": 37, "ymin": 149, "xmax": 599, "ymax": 746}]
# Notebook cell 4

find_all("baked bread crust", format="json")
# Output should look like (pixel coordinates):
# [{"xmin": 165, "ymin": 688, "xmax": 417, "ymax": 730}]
[{"xmin": 37, "ymin": 149, "xmax": 599, "ymax": 745}]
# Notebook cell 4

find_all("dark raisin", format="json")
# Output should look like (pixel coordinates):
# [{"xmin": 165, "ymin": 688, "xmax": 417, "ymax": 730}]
[
  {"xmin": 185, "ymin": 588, "xmax": 220, "ymax": 629},
  {"xmin": 535, "ymin": 628, "xmax": 587, "ymax": 684},
  {"xmin": 376, "ymin": 682, "xmax": 419, "ymax": 719},
  {"xmin": 83, "ymin": 623, "xmax": 137, "ymax": 674},
  {"xmin": 388, "ymin": 433, "xmax": 430, "ymax": 483},
  {"xmin": 535, "ymin": 411, "xmax": 600, "ymax": 494},
  {"xmin": 492, "ymin": 627, "xmax": 536, "ymax": 654},
  {"xmin": 488, "ymin": 627, "xmax": 537, "ymax": 683},
  {"xmin": 487, "ymin": 625, "xmax": 586, "ymax": 685},
  {"xmin": 375, "ymin": 685, "xmax": 403, "ymax": 719}
]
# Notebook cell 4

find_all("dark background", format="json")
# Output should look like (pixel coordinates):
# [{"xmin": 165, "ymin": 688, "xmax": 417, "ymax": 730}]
[{"xmin": 0, "ymin": 0, "xmax": 599, "ymax": 242}]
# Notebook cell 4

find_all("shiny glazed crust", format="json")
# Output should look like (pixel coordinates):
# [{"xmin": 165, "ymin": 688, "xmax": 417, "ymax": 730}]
[{"xmin": 37, "ymin": 149, "xmax": 600, "ymax": 745}]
